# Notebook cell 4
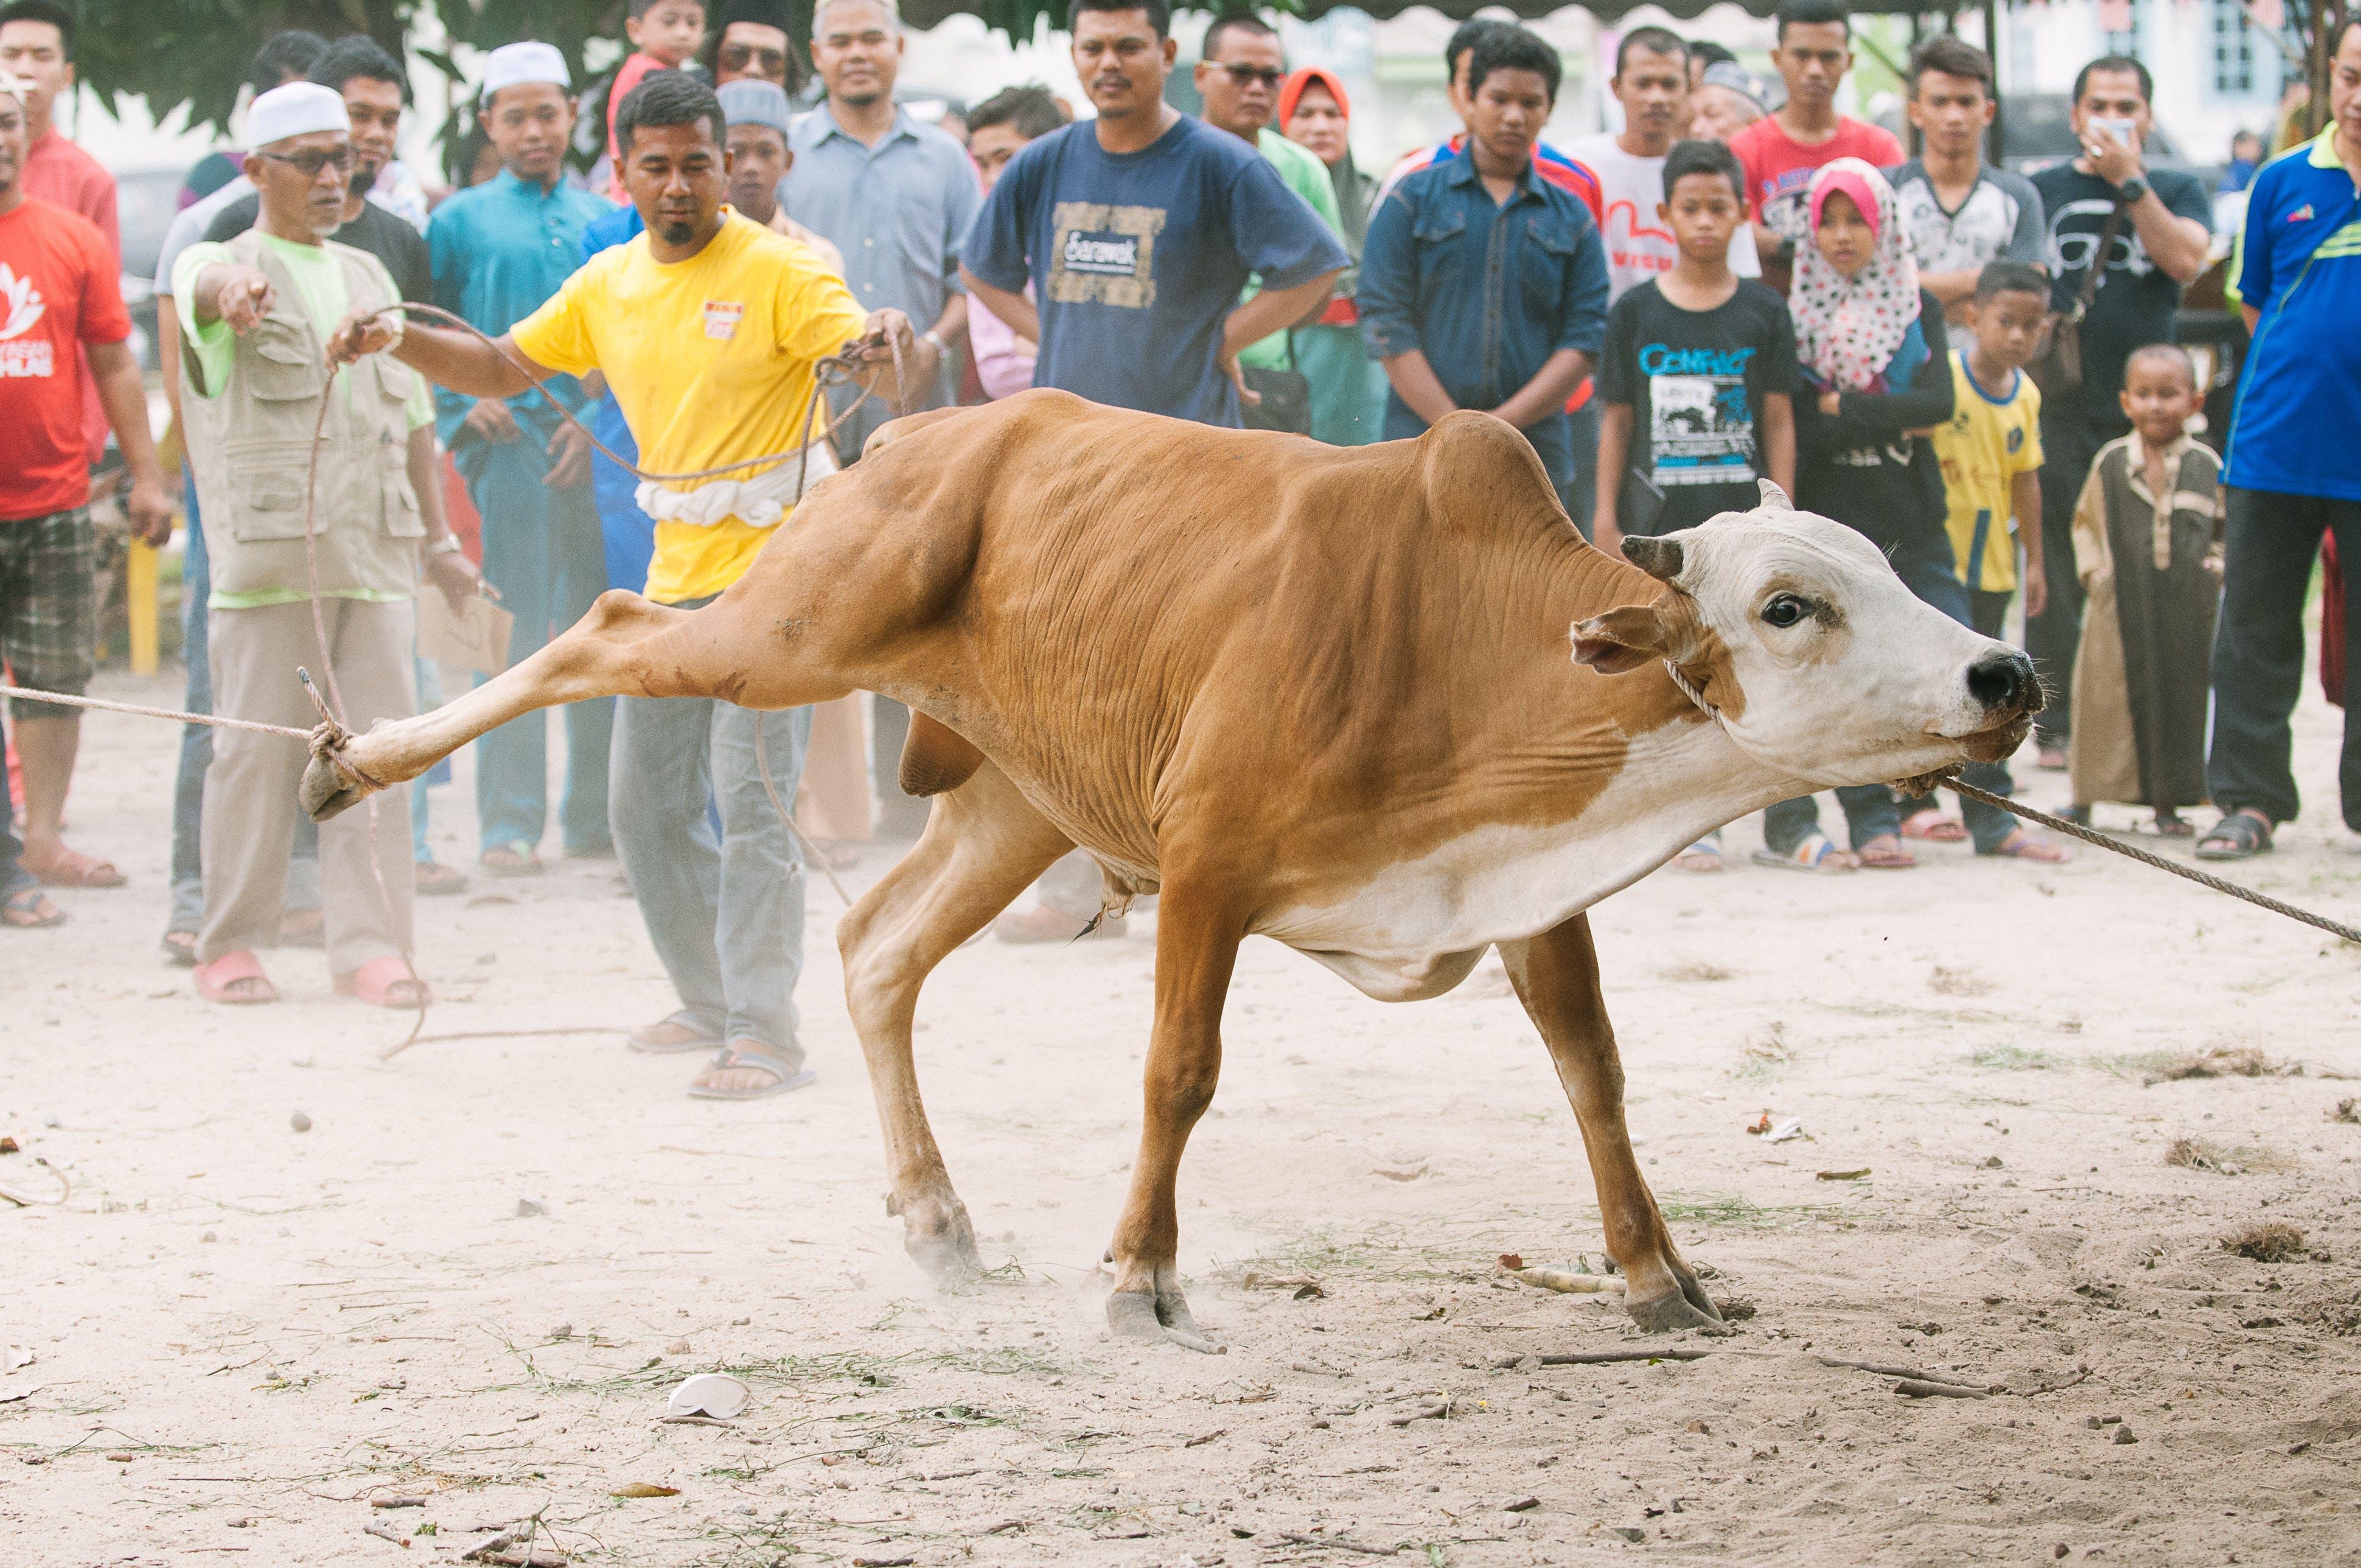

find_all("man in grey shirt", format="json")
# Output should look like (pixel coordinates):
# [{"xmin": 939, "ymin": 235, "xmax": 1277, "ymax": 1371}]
[
  {"xmin": 782, "ymin": 0, "xmax": 977, "ymax": 459},
  {"xmin": 1890, "ymin": 37, "xmax": 2043, "ymax": 322}
]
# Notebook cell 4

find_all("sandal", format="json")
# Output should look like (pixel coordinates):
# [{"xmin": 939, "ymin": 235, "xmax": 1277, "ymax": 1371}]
[
  {"xmin": 1854, "ymin": 834, "xmax": 1917, "ymax": 869},
  {"xmin": 2035, "ymin": 742, "xmax": 2068, "ymax": 772},
  {"xmin": 686, "ymin": 1042, "xmax": 818, "ymax": 1101},
  {"xmin": 4, "ymin": 885, "xmax": 66, "ymax": 929},
  {"xmin": 1751, "ymin": 834, "xmax": 1857, "ymax": 874},
  {"xmin": 160, "ymin": 928, "xmax": 197, "ymax": 964},
  {"xmin": 1979, "ymin": 827, "xmax": 2069, "ymax": 862},
  {"xmin": 2153, "ymin": 810, "xmax": 2196, "ymax": 838},
  {"xmin": 2196, "ymin": 809, "xmax": 2273, "ymax": 861},
  {"xmin": 1672, "ymin": 833, "xmax": 1726, "ymax": 873},
  {"xmin": 335, "ymin": 956, "xmax": 430, "ymax": 1009},
  {"xmin": 1900, "ymin": 808, "xmax": 1969, "ymax": 843},
  {"xmin": 627, "ymin": 1010, "xmax": 724, "ymax": 1055},
  {"xmin": 195, "ymin": 950, "xmax": 278, "ymax": 1005},
  {"xmin": 24, "ymin": 845, "xmax": 124, "ymax": 889},
  {"xmin": 480, "ymin": 841, "xmax": 544, "ymax": 877},
  {"xmin": 415, "ymin": 860, "xmax": 470, "ymax": 897}
]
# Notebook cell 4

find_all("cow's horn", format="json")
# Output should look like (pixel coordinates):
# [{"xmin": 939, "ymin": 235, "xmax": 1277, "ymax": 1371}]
[
  {"xmin": 1756, "ymin": 478, "xmax": 1794, "ymax": 511},
  {"xmin": 1621, "ymin": 535, "xmax": 1684, "ymax": 584}
]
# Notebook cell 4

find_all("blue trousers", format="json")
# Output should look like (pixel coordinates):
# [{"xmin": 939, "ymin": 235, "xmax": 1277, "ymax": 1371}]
[
  {"xmin": 0, "ymin": 702, "xmax": 26, "ymax": 901},
  {"xmin": 609, "ymin": 632, "xmax": 814, "ymax": 1054},
  {"xmin": 459, "ymin": 437, "xmax": 613, "ymax": 857},
  {"xmin": 1763, "ymin": 528, "xmax": 2017, "ymax": 854}
]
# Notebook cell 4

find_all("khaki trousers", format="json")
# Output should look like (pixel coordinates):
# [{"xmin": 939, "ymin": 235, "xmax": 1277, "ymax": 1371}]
[{"xmin": 198, "ymin": 598, "xmax": 416, "ymax": 971}]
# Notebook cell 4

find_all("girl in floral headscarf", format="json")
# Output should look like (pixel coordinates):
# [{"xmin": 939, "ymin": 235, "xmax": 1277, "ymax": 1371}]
[{"xmin": 1759, "ymin": 157, "xmax": 2054, "ymax": 871}]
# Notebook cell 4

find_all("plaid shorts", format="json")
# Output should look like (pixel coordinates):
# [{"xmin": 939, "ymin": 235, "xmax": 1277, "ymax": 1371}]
[{"xmin": 0, "ymin": 506, "xmax": 97, "ymax": 721}]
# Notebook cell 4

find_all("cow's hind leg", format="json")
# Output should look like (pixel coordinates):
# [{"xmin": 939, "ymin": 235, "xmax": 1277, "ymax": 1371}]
[
  {"xmin": 1102, "ymin": 877, "xmax": 1244, "ymax": 1353},
  {"xmin": 1499, "ymin": 915, "xmax": 1725, "ymax": 1334},
  {"xmin": 837, "ymin": 761, "xmax": 1071, "ymax": 1285}
]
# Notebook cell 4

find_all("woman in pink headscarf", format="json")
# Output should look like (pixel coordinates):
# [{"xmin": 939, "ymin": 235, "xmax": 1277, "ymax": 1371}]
[{"xmin": 1757, "ymin": 159, "xmax": 2059, "ymax": 870}]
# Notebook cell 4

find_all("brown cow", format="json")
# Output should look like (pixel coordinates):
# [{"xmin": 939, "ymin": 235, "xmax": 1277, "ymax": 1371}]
[{"xmin": 303, "ymin": 392, "xmax": 2037, "ymax": 1348}]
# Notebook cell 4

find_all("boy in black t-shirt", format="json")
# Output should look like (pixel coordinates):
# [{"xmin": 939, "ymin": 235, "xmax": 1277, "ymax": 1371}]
[{"xmin": 1596, "ymin": 138, "xmax": 1798, "ymax": 559}]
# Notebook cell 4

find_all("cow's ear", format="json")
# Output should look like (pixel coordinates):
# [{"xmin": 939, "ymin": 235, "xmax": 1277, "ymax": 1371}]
[{"xmin": 1571, "ymin": 605, "xmax": 1673, "ymax": 675}]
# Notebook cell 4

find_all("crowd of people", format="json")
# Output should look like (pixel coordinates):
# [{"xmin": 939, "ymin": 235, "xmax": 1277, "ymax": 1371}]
[{"xmin": 1, "ymin": 0, "xmax": 2357, "ymax": 1093}]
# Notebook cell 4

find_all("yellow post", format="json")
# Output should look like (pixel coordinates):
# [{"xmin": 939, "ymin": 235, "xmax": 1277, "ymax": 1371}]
[{"xmin": 127, "ymin": 536, "xmax": 159, "ymax": 676}]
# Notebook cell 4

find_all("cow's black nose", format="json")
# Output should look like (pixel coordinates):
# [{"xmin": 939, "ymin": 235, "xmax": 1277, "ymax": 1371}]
[{"xmin": 1967, "ymin": 650, "xmax": 2038, "ymax": 716}]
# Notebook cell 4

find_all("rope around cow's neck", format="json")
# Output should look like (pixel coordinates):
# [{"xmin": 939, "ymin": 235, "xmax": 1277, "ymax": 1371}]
[{"xmin": 1661, "ymin": 658, "xmax": 2361, "ymax": 946}]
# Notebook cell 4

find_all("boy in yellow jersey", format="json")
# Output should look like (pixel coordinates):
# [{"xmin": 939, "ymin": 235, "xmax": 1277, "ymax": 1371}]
[
  {"xmin": 333, "ymin": 72, "xmax": 919, "ymax": 1099},
  {"xmin": 1911, "ymin": 260, "xmax": 2065, "ymax": 859}
]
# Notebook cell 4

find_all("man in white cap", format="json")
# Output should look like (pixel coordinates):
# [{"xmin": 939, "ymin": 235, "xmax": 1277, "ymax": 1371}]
[
  {"xmin": 172, "ymin": 80, "xmax": 481, "ymax": 1009},
  {"xmin": 0, "ymin": 66, "xmax": 172, "ymax": 921},
  {"xmin": 332, "ymin": 71, "xmax": 918, "ymax": 1099},
  {"xmin": 427, "ymin": 41, "xmax": 619, "ymax": 879}
]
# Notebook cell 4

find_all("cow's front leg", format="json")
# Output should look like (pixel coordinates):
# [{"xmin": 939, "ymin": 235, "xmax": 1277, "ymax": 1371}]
[
  {"xmin": 1499, "ymin": 915, "xmax": 1725, "ymax": 1334},
  {"xmin": 1104, "ymin": 880, "xmax": 1243, "ymax": 1354}
]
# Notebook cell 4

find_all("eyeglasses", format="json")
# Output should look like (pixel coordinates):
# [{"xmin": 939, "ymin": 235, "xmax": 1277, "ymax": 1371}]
[
  {"xmin": 1216, "ymin": 62, "xmax": 1286, "ymax": 89},
  {"xmin": 261, "ymin": 145, "xmax": 357, "ymax": 177},
  {"xmin": 720, "ymin": 43, "xmax": 788, "ymax": 74}
]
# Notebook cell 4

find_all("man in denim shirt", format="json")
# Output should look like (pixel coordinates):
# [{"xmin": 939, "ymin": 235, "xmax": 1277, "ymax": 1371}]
[{"xmin": 1359, "ymin": 24, "xmax": 1609, "ymax": 516}]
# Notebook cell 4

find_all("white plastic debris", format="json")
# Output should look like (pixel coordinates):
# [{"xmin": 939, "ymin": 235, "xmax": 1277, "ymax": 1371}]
[
  {"xmin": 666, "ymin": 1373, "xmax": 750, "ymax": 1420},
  {"xmin": 1764, "ymin": 1118, "xmax": 1806, "ymax": 1144}
]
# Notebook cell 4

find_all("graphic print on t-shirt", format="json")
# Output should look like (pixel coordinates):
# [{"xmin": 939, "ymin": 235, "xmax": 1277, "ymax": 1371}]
[
  {"xmin": 1048, "ymin": 201, "xmax": 1166, "ymax": 310},
  {"xmin": 1642, "ymin": 343, "xmax": 1760, "ymax": 488},
  {"xmin": 0, "ymin": 261, "xmax": 53, "ymax": 375}
]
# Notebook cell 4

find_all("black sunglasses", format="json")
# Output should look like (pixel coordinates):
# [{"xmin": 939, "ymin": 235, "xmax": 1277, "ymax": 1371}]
[
  {"xmin": 720, "ymin": 43, "xmax": 789, "ymax": 73},
  {"xmin": 1217, "ymin": 62, "xmax": 1285, "ymax": 89},
  {"xmin": 261, "ymin": 145, "xmax": 356, "ymax": 177}
]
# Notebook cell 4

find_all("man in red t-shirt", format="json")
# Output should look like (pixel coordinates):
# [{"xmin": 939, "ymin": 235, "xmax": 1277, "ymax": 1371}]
[
  {"xmin": 1, "ymin": 1, "xmax": 116, "ymax": 465},
  {"xmin": 1729, "ymin": 0, "xmax": 1904, "ymax": 293},
  {"xmin": 0, "ymin": 71, "xmax": 172, "ymax": 905}
]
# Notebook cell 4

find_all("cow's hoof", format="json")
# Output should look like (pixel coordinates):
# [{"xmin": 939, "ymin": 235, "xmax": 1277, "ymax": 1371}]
[
  {"xmin": 1625, "ymin": 1274, "xmax": 1729, "ymax": 1335},
  {"xmin": 902, "ymin": 1208, "xmax": 986, "ymax": 1289},
  {"xmin": 1106, "ymin": 1286, "xmax": 1224, "ymax": 1354},
  {"xmin": 300, "ymin": 753, "xmax": 366, "ymax": 823}
]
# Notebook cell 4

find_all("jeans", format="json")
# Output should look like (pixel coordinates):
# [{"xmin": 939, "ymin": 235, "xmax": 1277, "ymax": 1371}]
[
  {"xmin": 2206, "ymin": 487, "xmax": 2361, "ymax": 830},
  {"xmin": 461, "ymin": 437, "xmax": 613, "ymax": 856},
  {"xmin": 1564, "ymin": 397, "xmax": 1599, "ymax": 540},
  {"xmin": 2027, "ymin": 413, "xmax": 2121, "ymax": 744},
  {"xmin": 1764, "ymin": 527, "xmax": 2018, "ymax": 853},
  {"xmin": 168, "ymin": 472, "xmax": 320, "ymax": 935},
  {"xmin": 610, "ymin": 638, "xmax": 814, "ymax": 1055}
]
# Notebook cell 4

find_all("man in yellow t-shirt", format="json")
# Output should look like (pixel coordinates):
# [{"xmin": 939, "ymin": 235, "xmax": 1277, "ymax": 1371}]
[{"xmin": 333, "ymin": 71, "xmax": 917, "ymax": 1101}]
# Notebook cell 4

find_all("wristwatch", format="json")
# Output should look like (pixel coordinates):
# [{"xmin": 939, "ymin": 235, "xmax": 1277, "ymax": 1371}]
[
  {"xmin": 921, "ymin": 328, "xmax": 949, "ymax": 356},
  {"xmin": 427, "ymin": 535, "xmax": 464, "ymax": 557},
  {"xmin": 2115, "ymin": 174, "xmax": 2150, "ymax": 205}
]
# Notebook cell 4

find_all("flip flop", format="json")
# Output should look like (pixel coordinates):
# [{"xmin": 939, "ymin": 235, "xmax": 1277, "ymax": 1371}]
[
  {"xmin": 627, "ymin": 1011, "xmax": 725, "ymax": 1055},
  {"xmin": 25, "ymin": 845, "xmax": 124, "ymax": 888},
  {"xmin": 335, "ymin": 956, "xmax": 430, "ymax": 1009},
  {"xmin": 480, "ymin": 841, "xmax": 544, "ymax": 877},
  {"xmin": 195, "ymin": 950, "xmax": 278, "ymax": 1005},
  {"xmin": 1854, "ymin": 834, "xmax": 1917, "ymax": 869},
  {"xmin": 686, "ymin": 1042, "xmax": 818, "ymax": 1102},
  {"xmin": 4, "ymin": 885, "xmax": 66, "ymax": 929},
  {"xmin": 1978, "ymin": 827, "xmax": 2069, "ymax": 862},
  {"xmin": 414, "ymin": 860, "xmax": 470, "ymax": 897},
  {"xmin": 1751, "ymin": 834, "xmax": 1857, "ymax": 874},
  {"xmin": 1900, "ymin": 808, "xmax": 1969, "ymax": 843},
  {"xmin": 160, "ymin": 929, "xmax": 197, "ymax": 964},
  {"xmin": 2196, "ymin": 809, "xmax": 2273, "ymax": 862},
  {"xmin": 1672, "ymin": 834, "xmax": 1726, "ymax": 873}
]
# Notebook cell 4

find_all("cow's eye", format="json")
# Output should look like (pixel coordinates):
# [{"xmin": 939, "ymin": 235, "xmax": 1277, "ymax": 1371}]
[{"xmin": 1761, "ymin": 594, "xmax": 1812, "ymax": 629}]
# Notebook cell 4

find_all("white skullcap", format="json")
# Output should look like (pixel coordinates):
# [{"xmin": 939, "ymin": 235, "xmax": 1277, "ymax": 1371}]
[
  {"xmin": 248, "ymin": 82, "xmax": 351, "ymax": 148},
  {"xmin": 483, "ymin": 41, "xmax": 571, "ymax": 97}
]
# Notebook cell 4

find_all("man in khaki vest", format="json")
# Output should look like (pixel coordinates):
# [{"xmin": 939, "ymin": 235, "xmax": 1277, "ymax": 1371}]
[{"xmin": 173, "ymin": 81, "xmax": 481, "ymax": 1008}]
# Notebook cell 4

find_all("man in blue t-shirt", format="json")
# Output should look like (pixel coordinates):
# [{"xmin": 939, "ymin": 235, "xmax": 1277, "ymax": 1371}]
[
  {"xmin": 958, "ymin": 0, "xmax": 1347, "ymax": 427},
  {"xmin": 2200, "ymin": 18, "xmax": 2361, "ymax": 861}
]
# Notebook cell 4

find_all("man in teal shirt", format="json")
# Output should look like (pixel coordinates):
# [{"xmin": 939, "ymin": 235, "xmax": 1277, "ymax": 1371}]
[
  {"xmin": 1192, "ymin": 14, "xmax": 1360, "ymax": 437},
  {"xmin": 427, "ymin": 41, "xmax": 618, "ymax": 876}
]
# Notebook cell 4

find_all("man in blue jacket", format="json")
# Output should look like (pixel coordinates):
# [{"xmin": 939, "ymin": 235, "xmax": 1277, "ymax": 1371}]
[{"xmin": 1358, "ymin": 24, "xmax": 1609, "ymax": 519}]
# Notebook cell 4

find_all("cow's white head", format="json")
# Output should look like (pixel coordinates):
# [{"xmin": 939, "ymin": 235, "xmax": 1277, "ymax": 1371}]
[{"xmin": 1571, "ymin": 483, "xmax": 2040, "ymax": 788}]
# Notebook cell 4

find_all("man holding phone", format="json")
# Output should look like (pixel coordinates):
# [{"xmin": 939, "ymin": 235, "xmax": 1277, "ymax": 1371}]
[{"xmin": 2025, "ymin": 55, "xmax": 2211, "ymax": 768}]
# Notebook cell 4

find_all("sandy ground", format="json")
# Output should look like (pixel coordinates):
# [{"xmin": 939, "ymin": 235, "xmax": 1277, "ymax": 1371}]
[{"xmin": 4, "ymin": 666, "xmax": 2361, "ymax": 1568}]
